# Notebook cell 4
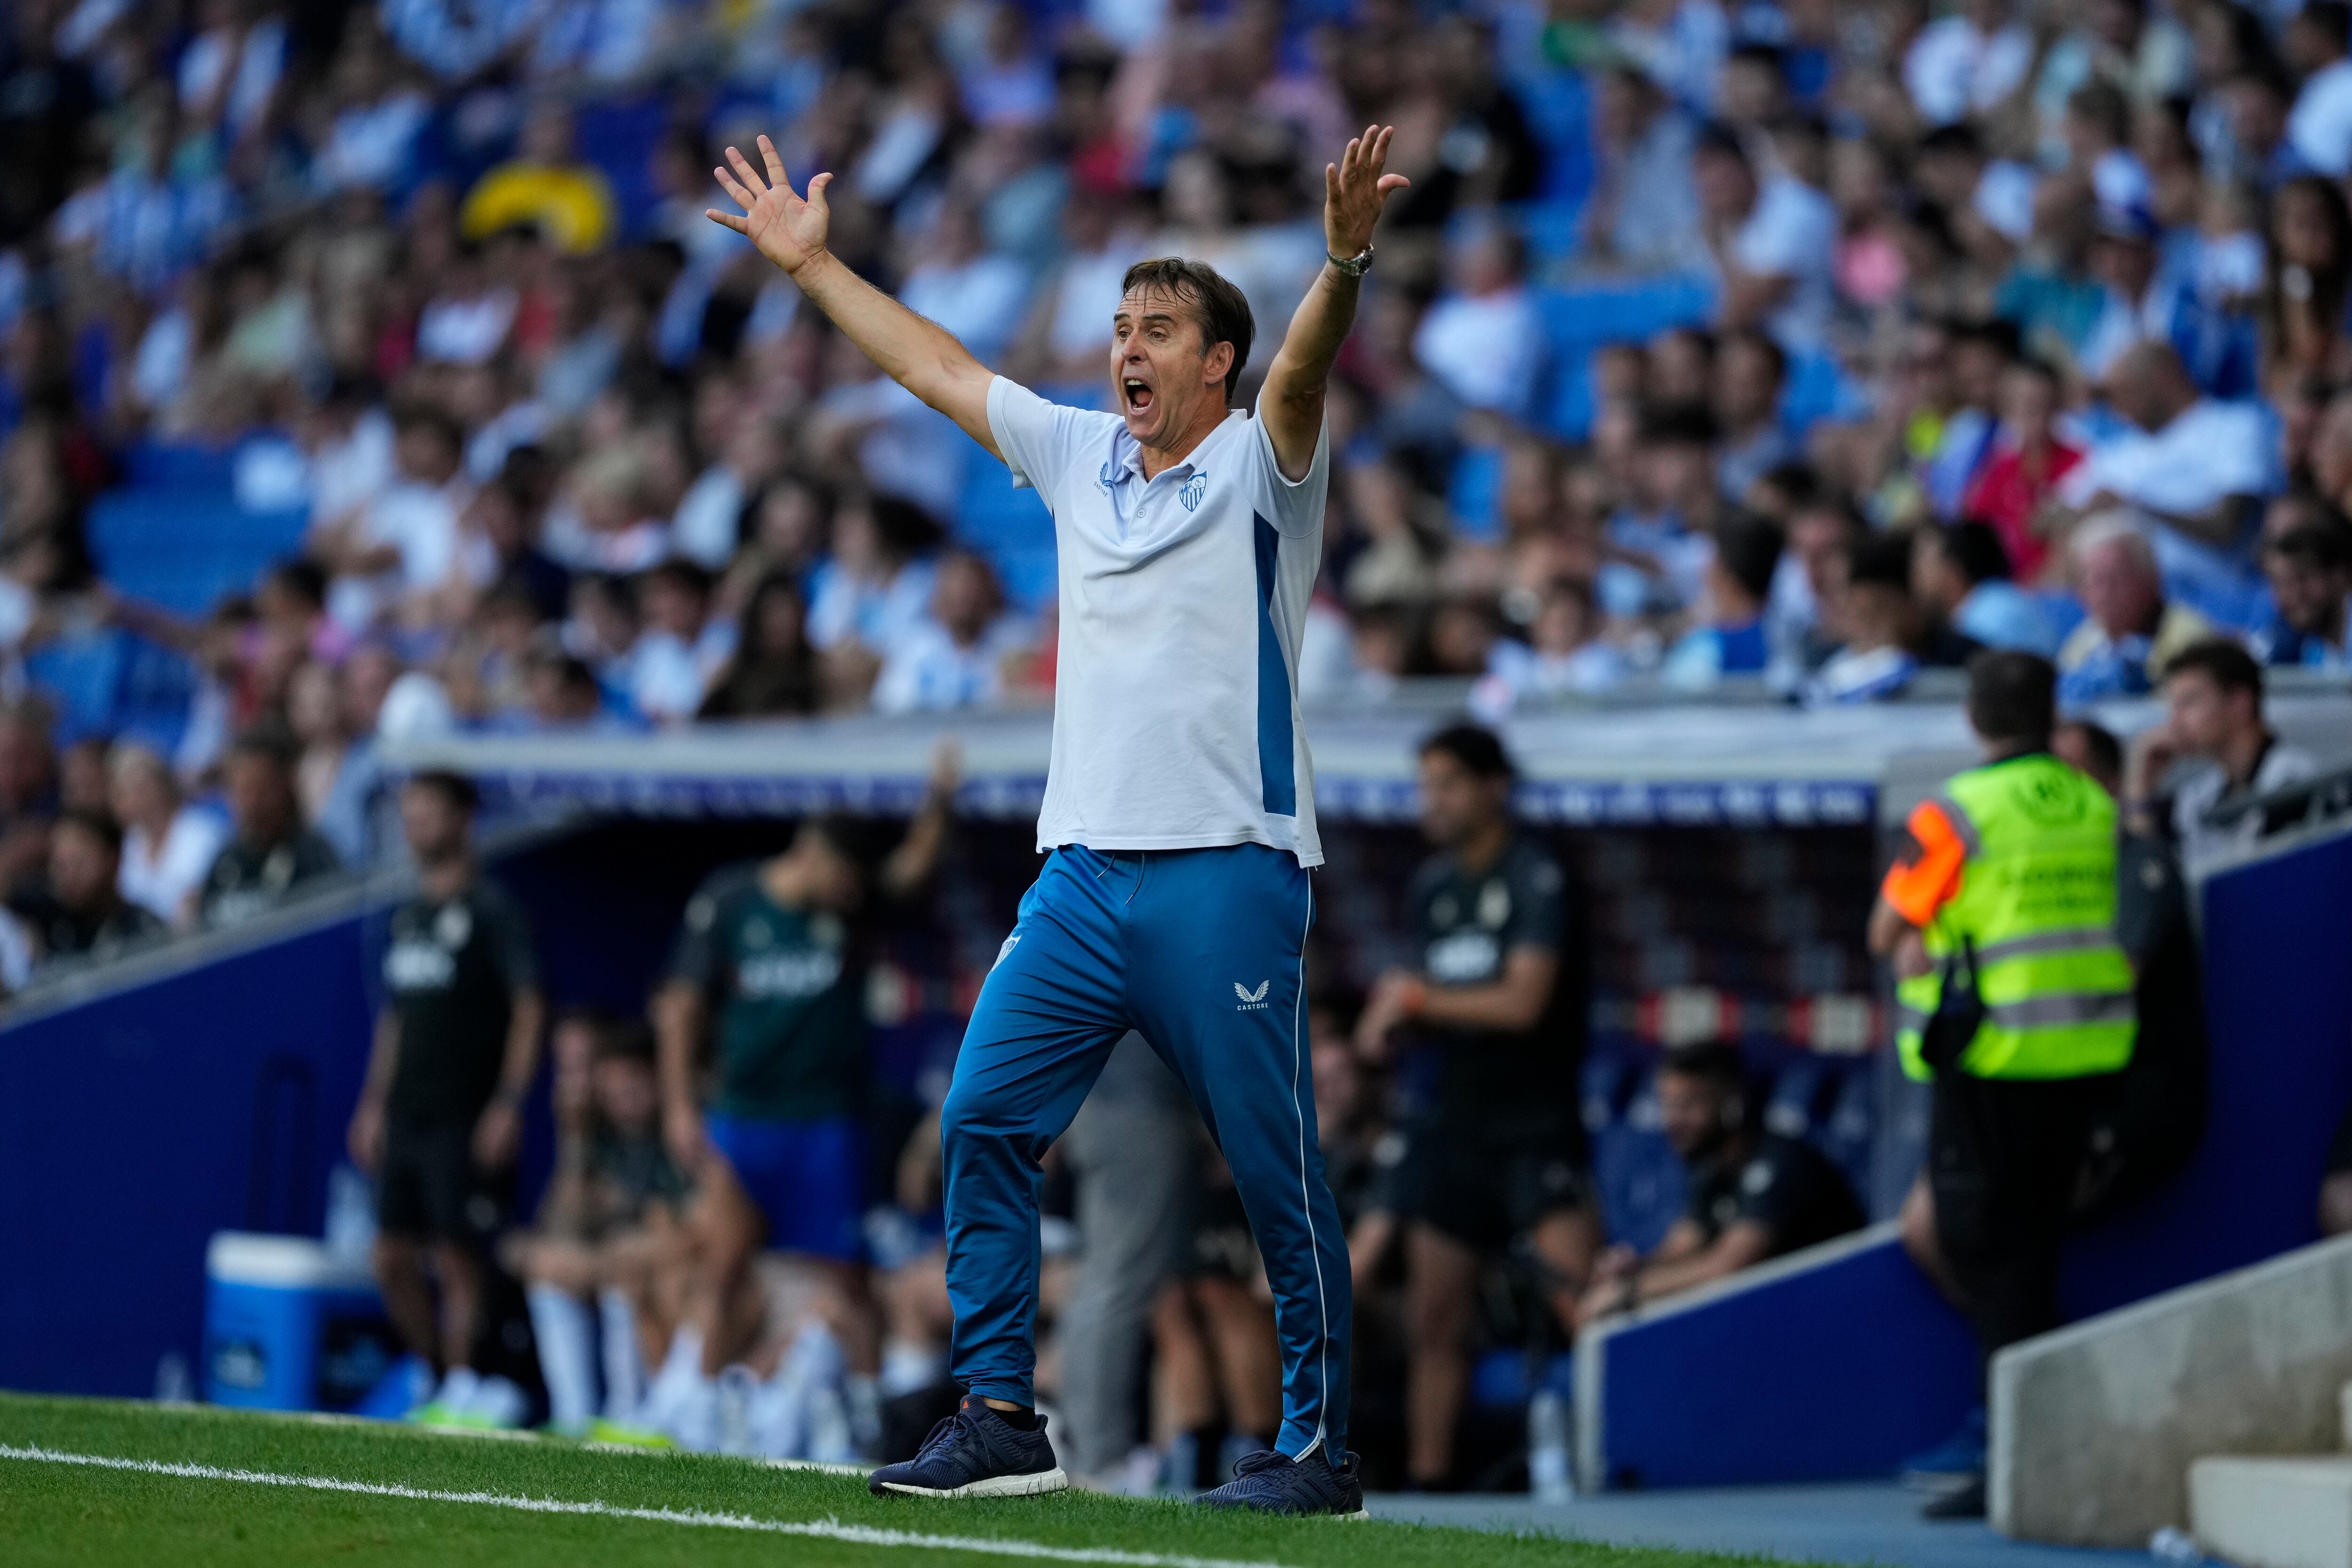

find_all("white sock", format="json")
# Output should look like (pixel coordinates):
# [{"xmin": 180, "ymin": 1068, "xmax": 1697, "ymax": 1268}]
[
  {"xmin": 637, "ymin": 1324, "xmax": 704, "ymax": 1429},
  {"xmin": 596, "ymin": 1289, "xmax": 643, "ymax": 1422},
  {"xmin": 467, "ymin": 1373, "xmax": 530, "ymax": 1428},
  {"xmin": 668, "ymin": 1373, "xmax": 721, "ymax": 1452},
  {"xmin": 432, "ymin": 1366, "xmax": 480, "ymax": 1410},
  {"xmin": 527, "ymin": 1286, "xmax": 597, "ymax": 1433}
]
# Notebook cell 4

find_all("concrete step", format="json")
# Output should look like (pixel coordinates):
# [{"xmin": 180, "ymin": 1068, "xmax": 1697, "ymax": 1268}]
[{"xmin": 2189, "ymin": 1456, "xmax": 2352, "ymax": 1568}]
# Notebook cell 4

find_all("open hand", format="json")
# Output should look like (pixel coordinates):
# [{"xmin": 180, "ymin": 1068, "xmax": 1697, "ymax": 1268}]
[
  {"xmin": 1325, "ymin": 125, "xmax": 1411, "ymax": 259},
  {"xmin": 707, "ymin": 135, "xmax": 833, "ymax": 278}
]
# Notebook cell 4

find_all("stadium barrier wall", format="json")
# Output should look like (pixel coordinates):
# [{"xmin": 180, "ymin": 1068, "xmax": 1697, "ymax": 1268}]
[
  {"xmin": 0, "ymin": 818, "xmax": 810, "ymax": 1400},
  {"xmin": 0, "ymin": 907, "xmax": 378, "ymax": 1397},
  {"xmin": 1575, "ymin": 818, "xmax": 2352, "ymax": 1491},
  {"xmin": 1572, "ymin": 1221, "xmax": 1980, "ymax": 1491},
  {"xmin": 1990, "ymin": 1232, "xmax": 2352, "ymax": 1546}
]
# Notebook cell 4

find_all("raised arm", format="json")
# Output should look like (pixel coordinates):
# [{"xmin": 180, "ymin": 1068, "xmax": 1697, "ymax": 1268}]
[
  {"xmin": 1260, "ymin": 125, "xmax": 1410, "ymax": 481},
  {"xmin": 709, "ymin": 136, "xmax": 1001, "ymax": 460}
]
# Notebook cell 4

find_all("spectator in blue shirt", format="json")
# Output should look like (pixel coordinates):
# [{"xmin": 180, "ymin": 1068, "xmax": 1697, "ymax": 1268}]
[
  {"xmin": 1664, "ymin": 512, "xmax": 1782, "ymax": 686},
  {"xmin": 2253, "ymin": 500, "xmax": 2352, "ymax": 668},
  {"xmin": 1913, "ymin": 519, "xmax": 2064, "ymax": 655}
]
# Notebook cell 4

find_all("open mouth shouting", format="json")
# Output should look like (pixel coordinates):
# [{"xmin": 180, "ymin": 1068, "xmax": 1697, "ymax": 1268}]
[{"xmin": 1120, "ymin": 374, "xmax": 1156, "ymax": 418}]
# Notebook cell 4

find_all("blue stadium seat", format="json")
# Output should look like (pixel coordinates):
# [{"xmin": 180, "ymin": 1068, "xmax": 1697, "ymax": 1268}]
[
  {"xmin": 1761, "ymin": 1054, "xmax": 1832, "ymax": 1140},
  {"xmin": 25, "ymin": 629, "xmax": 199, "ymax": 750},
  {"xmin": 1593, "ymin": 1064, "xmax": 1687, "ymax": 1252},
  {"xmin": 87, "ymin": 487, "xmax": 308, "ymax": 617},
  {"xmin": 1533, "ymin": 275, "xmax": 1716, "ymax": 439},
  {"xmin": 1469, "ymin": 1347, "xmax": 1576, "ymax": 1410}
]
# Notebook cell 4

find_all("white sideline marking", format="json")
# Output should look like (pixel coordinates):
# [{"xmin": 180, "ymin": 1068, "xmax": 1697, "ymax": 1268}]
[{"xmin": 0, "ymin": 1444, "xmax": 1293, "ymax": 1568}]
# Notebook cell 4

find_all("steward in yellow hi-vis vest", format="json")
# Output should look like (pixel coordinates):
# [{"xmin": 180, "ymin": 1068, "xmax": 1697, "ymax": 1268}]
[
  {"xmin": 1885, "ymin": 754, "xmax": 2136, "ymax": 1083},
  {"xmin": 1867, "ymin": 651, "xmax": 2138, "ymax": 1523}
]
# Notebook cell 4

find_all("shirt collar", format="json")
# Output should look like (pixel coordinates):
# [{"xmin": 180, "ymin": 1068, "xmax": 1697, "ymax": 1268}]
[{"xmin": 1108, "ymin": 410, "xmax": 1244, "ymax": 486}]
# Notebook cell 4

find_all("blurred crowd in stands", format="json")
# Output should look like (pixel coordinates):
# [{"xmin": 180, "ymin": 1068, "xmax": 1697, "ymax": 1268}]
[{"xmin": 4, "ymin": 0, "xmax": 2352, "ymax": 769}]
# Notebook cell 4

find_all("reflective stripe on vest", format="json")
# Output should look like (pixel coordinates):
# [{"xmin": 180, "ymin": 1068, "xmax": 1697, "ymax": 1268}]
[{"xmin": 1894, "ymin": 754, "xmax": 2137, "ymax": 1082}]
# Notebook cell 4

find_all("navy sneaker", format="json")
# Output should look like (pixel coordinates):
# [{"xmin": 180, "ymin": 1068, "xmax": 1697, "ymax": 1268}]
[
  {"xmin": 1195, "ymin": 1445, "xmax": 1367, "ymax": 1518},
  {"xmin": 1901, "ymin": 1406, "xmax": 1987, "ymax": 1489},
  {"xmin": 868, "ymin": 1396, "xmax": 1068, "ymax": 1500}
]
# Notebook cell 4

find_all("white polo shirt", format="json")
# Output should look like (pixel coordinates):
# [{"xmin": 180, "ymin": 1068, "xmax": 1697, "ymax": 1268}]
[{"xmin": 986, "ymin": 374, "xmax": 1329, "ymax": 866}]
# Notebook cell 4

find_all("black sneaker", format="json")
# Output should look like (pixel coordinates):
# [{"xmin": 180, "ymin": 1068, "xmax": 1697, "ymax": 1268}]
[
  {"xmin": 1921, "ymin": 1476, "xmax": 1988, "ymax": 1520},
  {"xmin": 1195, "ymin": 1445, "xmax": 1367, "ymax": 1518},
  {"xmin": 868, "ymin": 1396, "xmax": 1068, "ymax": 1500}
]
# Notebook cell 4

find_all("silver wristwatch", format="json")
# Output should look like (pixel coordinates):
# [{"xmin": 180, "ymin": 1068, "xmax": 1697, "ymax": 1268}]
[{"xmin": 1327, "ymin": 245, "xmax": 1375, "ymax": 278}]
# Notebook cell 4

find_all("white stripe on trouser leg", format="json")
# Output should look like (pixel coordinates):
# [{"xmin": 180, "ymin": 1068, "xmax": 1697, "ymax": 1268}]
[{"xmin": 1288, "ymin": 881, "xmax": 1327, "ymax": 1458}]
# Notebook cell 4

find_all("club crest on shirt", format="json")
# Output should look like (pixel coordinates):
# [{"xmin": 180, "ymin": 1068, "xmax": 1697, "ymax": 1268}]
[{"xmin": 1179, "ymin": 471, "xmax": 1208, "ymax": 511}]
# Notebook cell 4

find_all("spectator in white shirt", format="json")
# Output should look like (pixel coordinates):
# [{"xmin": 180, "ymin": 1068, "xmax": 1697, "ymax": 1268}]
[
  {"xmin": 416, "ymin": 242, "xmax": 518, "ymax": 365},
  {"xmin": 897, "ymin": 199, "xmax": 1031, "ymax": 366},
  {"xmin": 109, "ymin": 742, "xmax": 228, "ymax": 929},
  {"xmin": 315, "ymin": 406, "xmax": 466, "ymax": 633},
  {"xmin": 1693, "ymin": 123, "xmax": 1839, "ymax": 353},
  {"xmin": 2286, "ymin": 1, "xmax": 2352, "ymax": 177},
  {"xmin": 626, "ymin": 558, "xmax": 737, "ymax": 723},
  {"xmin": 1584, "ymin": 63, "xmax": 1709, "ymax": 274},
  {"xmin": 2058, "ymin": 341, "xmax": 2279, "ymax": 605},
  {"xmin": 1009, "ymin": 189, "xmax": 1152, "ymax": 386},
  {"xmin": 873, "ymin": 549, "xmax": 1026, "ymax": 715},
  {"xmin": 673, "ymin": 381, "xmax": 785, "ymax": 570},
  {"xmin": 2125, "ymin": 637, "xmax": 2318, "ymax": 869},
  {"xmin": 1904, "ymin": 0, "xmax": 2035, "ymax": 127},
  {"xmin": 1412, "ymin": 225, "xmax": 1540, "ymax": 417}
]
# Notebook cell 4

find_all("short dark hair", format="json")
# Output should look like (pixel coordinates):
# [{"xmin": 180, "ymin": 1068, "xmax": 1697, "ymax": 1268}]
[
  {"xmin": 596, "ymin": 1017, "xmax": 657, "ymax": 1066},
  {"xmin": 1694, "ymin": 122, "xmax": 1752, "ymax": 169},
  {"xmin": 1966, "ymin": 649, "xmax": 2058, "ymax": 748},
  {"xmin": 642, "ymin": 557, "xmax": 714, "ymax": 598},
  {"xmin": 266, "ymin": 557, "xmax": 329, "ymax": 609},
  {"xmin": 1716, "ymin": 513, "xmax": 1786, "ymax": 602},
  {"xmin": 1755, "ymin": 460, "xmax": 1820, "ymax": 510},
  {"xmin": 229, "ymin": 718, "xmax": 301, "ymax": 771},
  {"xmin": 1933, "ymin": 519, "xmax": 2013, "ymax": 586},
  {"xmin": 2299, "ymin": 0, "xmax": 2352, "ymax": 45},
  {"xmin": 1846, "ymin": 533, "xmax": 1915, "ymax": 591},
  {"xmin": 2273, "ymin": 521, "xmax": 2352, "ymax": 572},
  {"xmin": 1640, "ymin": 401, "xmax": 1720, "ymax": 447},
  {"xmin": 56, "ymin": 807, "xmax": 122, "ymax": 856},
  {"xmin": 1119, "ymin": 257, "xmax": 1255, "ymax": 403},
  {"xmin": 1661, "ymin": 1040, "xmax": 1748, "ymax": 1097},
  {"xmin": 405, "ymin": 768, "xmax": 480, "ymax": 813},
  {"xmin": 2162, "ymin": 637, "xmax": 2265, "ymax": 700},
  {"xmin": 1419, "ymin": 721, "xmax": 1515, "ymax": 781},
  {"xmin": 2057, "ymin": 718, "xmax": 2123, "ymax": 784}
]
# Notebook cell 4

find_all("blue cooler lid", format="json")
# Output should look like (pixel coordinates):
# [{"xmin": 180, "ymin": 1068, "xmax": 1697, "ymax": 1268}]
[{"xmin": 206, "ymin": 1233, "xmax": 376, "ymax": 1290}]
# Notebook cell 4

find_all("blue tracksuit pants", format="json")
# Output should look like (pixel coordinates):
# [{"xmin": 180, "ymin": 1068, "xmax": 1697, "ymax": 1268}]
[{"xmin": 939, "ymin": 842, "xmax": 1351, "ymax": 1459}]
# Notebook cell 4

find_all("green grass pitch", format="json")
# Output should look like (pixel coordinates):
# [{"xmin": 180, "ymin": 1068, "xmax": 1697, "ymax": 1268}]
[{"xmin": 0, "ymin": 1392, "xmax": 1790, "ymax": 1568}]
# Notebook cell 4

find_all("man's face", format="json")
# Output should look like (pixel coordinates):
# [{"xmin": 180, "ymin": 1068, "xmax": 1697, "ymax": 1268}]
[
  {"xmin": 2164, "ymin": 668, "xmax": 2247, "ymax": 755},
  {"xmin": 226, "ymin": 753, "xmax": 294, "ymax": 840},
  {"xmin": 1416, "ymin": 750, "xmax": 1507, "ymax": 848},
  {"xmin": 2090, "ymin": 235, "xmax": 2157, "ymax": 302},
  {"xmin": 1692, "ymin": 149, "xmax": 1755, "ymax": 223},
  {"xmin": 2080, "ymin": 539, "xmax": 2160, "ymax": 635},
  {"xmin": 1109, "ymin": 286, "xmax": 1231, "ymax": 449},
  {"xmin": 1657, "ymin": 1069, "xmax": 1731, "ymax": 1160},
  {"xmin": 2268, "ymin": 548, "xmax": 2350, "ymax": 633},
  {"xmin": 1912, "ymin": 534, "xmax": 1965, "ymax": 614},
  {"xmin": 592, "ymin": 1056, "xmax": 659, "ymax": 1133},
  {"xmin": 49, "ymin": 824, "xmax": 114, "ymax": 912},
  {"xmin": 798, "ymin": 830, "xmax": 865, "ymax": 913},
  {"xmin": 399, "ymin": 784, "xmax": 468, "ymax": 863},
  {"xmin": 1716, "ymin": 341, "xmax": 1779, "ymax": 429}
]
